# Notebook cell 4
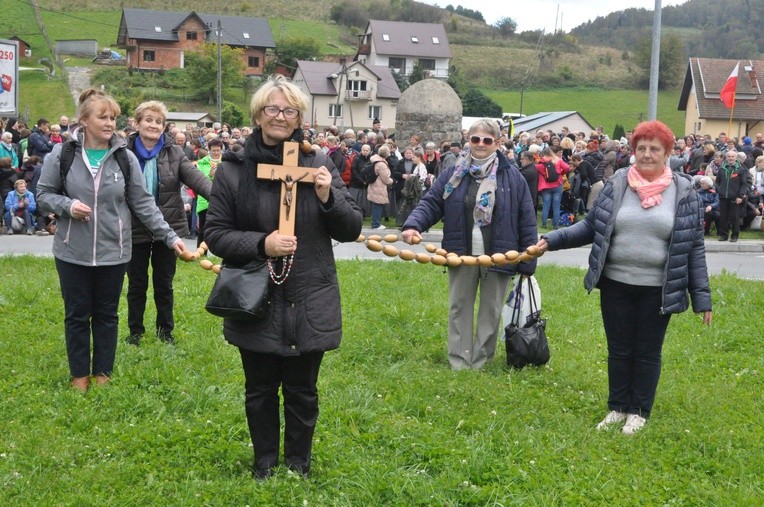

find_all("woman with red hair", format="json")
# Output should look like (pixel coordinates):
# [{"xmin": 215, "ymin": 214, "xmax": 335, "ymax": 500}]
[{"xmin": 534, "ymin": 120, "xmax": 712, "ymax": 435}]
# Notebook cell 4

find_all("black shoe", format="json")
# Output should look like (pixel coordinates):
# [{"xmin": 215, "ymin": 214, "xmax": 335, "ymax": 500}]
[
  {"xmin": 253, "ymin": 467, "xmax": 274, "ymax": 480},
  {"xmin": 718, "ymin": 236, "xmax": 728, "ymax": 241},
  {"xmin": 730, "ymin": 236, "xmax": 738, "ymax": 243},
  {"xmin": 157, "ymin": 331, "xmax": 175, "ymax": 345},
  {"xmin": 286, "ymin": 461, "xmax": 310, "ymax": 478},
  {"xmin": 126, "ymin": 333, "xmax": 143, "ymax": 346}
]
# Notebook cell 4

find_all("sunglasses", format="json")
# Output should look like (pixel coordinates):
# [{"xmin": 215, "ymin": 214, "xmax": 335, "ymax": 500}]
[{"xmin": 470, "ymin": 135, "xmax": 495, "ymax": 145}]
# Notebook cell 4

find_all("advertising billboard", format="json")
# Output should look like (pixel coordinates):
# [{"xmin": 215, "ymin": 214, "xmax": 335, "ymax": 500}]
[{"xmin": 0, "ymin": 39, "xmax": 20, "ymax": 118}]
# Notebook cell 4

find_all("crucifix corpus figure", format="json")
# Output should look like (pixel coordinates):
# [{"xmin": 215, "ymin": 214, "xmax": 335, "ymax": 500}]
[{"xmin": 256, "ymin": 141, "xmax": 320, "ymax": 236}]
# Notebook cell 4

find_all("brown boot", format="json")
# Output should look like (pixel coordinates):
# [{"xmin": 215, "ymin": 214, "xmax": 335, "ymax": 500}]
[
  {"xmin": 94, "ymin": 374, "xmax": 111, "ymax": 386},
  {"xmin": 71, "ymin": 376, "xmax": 90, "ymax": 392}
]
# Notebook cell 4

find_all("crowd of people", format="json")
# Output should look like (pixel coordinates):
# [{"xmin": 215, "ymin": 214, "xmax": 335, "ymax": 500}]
[{"xmin": 4, "ymin": 76, "xmax": 764, "ymax": 474}]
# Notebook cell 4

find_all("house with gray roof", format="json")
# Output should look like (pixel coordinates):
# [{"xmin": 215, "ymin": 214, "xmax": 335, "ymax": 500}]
[
  {"xmin": 679, "ymin": 58, "xmax": 764, "ymax": 139},
  {"xmin": 293, "ymin": 59, "xmax": 401, "ymax": 130},
  {"xmin": 117, "ymin": 8, "xmax": 274, "ymax": 76},
  {"xmin": 512, "ymin": 112, "xmax": 594, "ymax": 136},
  {"xmin": 355, "ymin": 20, "xmax": 451, "ymax": 79}
]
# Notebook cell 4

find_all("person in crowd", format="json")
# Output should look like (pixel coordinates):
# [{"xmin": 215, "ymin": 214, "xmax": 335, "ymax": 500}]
[
  {"xmin": 750, "ymin": 155, "xmax": 764, "ymax": 196},
  {"xmin": 697, "ymin": 176, "xmax": 720, "ymax": 236},
  {"xmin": 440, "ymin": 142, "xmax": 462, "ymax": 175},
  {"xmin": 534, "ymin": 120, "xmax": 712, "ymax": 435},
  {"xmin": 392, "ymin": 147, "xmax": 414, "ymax": 205},
  {"xmin": 0, "ymin": 157, "xmax": 16, "ymax": 214},
  {"xmin": 4, "ymin": 179, "xmax": 36, "ymax": 235},
  {"xmin": 0, "ymin": 132, "xmax": 19, "ymax": 170},
  {"xmin": 28, "ymin": 118, "xmax": 55, "ymax": 159},
  {"xmin": 537, "ymin": 146, "xmax": 570, "ymax": 229},
  {"xmin": 715, "ymin": 150, "xmax": 749, "ymax": 242},
  {"xmin": 560, "ymin": 136, "xmax": 574, "ymax": 163},
  {"xmin": 367, "ymin": 144, "xmax": 393, "ymax": 230},
  {"xmin": 579, "ymin": 140, "xmax": 604, "ymax": 210},
  {"xmin": 59, "ymin": 115, "xmax": 70, "ymax": 134},
  {"xmin": 518, "ymin": 150, "xmax": 539, "ymax": 210},
  {"xmin": 195, "ymin": 138, "xmax": 223, "ymax": 247},
  {"xmin": 423, "ymin": 142, "xmax": 440, "ymax": 176},
  {"xmin": 401, "ymin": 119, "xmax": 538, "ymax": 370},
  {"xmin": 49, "ymin": 125, "xmax": 63, "ymax": 144},
  {"xmin": 669, "ymin": 144, "xmax": 689, "ymax": 172},
  {"xmin": 174, "ymin": 131, "xmax": 197, "ymax": 161},
  {"xmin": 347, "ymin": 143, "xmax": 371, "ymax": 217},
  {"xmin": 37, "ymin": 88, "xmax": 186, "ymax": 392},
  {"xmin": 124, "ymin": 101, "xmax": 213, "ymax": 346},
  {"xmin": 204, "ymin": 75, "xmax": 362, "ymax": 479}
]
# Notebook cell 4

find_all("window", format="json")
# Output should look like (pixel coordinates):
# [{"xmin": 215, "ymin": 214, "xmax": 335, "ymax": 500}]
[
  {"xmin": 248, "ymin": 56, "xmax": 260, "ymax": 68},
  {"xmin": 186, "ymin": 31, "xmax": 197, "ymax": 40},
  {"xmin": 347, "ymin": 79, "xmax": 367, "ymax": 98},
  {"xmin": 419, "ymin": 59, "xmax": 435, "ymax": 71},
  {"xmin": 154, "ymin": 26, "xmax": 162, "ymax": 33},
  {"xmin": 143, "ymin": 50, "xmax": 155, "ymax": 62},
  {"xmin": 432, "ymin": 37, "xmax": 440, "ymax": 44},
  {"xmin": 382, "ymin": 34, "xmax": 390, "ymax": 41},
  {"xmin": 369, "ymin": 106, "xmax": 381, "ymax": 120},
  {"xmin": 411, "ymin": 36, "xmax": 419, "ymax": 43},
  {"xmin": 388, "ymin": 57, "xmax": 406, "ymax": 74},
  {"xmin": 243, "ymin": 32, "xmax": 250, "ymax": 39},
  {"xmin": 329, "ymin": 103, "xmax": 343, "ymax": 118}
]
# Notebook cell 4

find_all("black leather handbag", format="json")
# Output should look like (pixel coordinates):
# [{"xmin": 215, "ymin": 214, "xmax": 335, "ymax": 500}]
[
  {"xmin": 205, "ymin": 260, "xmax": 272, "ymax": 320},
  {"xmin": 504, "ymin": 277, "xmax": 551, "ymax": 368}
]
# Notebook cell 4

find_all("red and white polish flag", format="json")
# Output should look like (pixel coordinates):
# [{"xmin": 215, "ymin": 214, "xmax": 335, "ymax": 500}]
[{"xmin": 720, "ymin": 62, "xmax": 739, "ymax": 109}]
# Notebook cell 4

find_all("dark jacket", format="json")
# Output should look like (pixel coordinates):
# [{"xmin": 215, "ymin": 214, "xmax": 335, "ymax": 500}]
[
  {"xmin": 28, "ymin": 128, "xmax": 54, "ymax": 159},
  {"xmin": 519, "ymin": 161, "xmax": 539, "ymax": 206},
  {"xmin": 580, "ymin": 150, "xmax": 604, "ymax": 185},
  {"xmin": 204, "ymin": 146, "xmax": 363, "ymax": 356},
  {"xmin": 544, "ymin": 169, "xmax": 712, "ymax": 315},
  {"xmin": 715, "ymin": 161, "xmax": 749, "ymax": 200},
  {"xmin": 402, "ymin": 149, "xmax": 538, "ymax": 276},
  {"xmin": 126, "ymin": 133, "xmax": 212, "ymax": 243},
  {"xmin": 349, "ymin": 152, "xmax": 369, "ymax": 189}
]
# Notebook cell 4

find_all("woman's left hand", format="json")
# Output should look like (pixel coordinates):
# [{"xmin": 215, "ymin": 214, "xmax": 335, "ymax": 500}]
[
  {"xmin": 314, "ymin": 166, "xmax": 332, "ymax": 204},
  {"xmin": 701, "ymin": 310, "xmax": 712, "ymax": 326},
  {"xmin": 172, "ymin": 240, "xmax": 186, "ymax": 256}
]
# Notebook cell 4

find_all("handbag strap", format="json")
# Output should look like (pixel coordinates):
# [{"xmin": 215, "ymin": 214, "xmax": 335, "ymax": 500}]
[{"xmin": 526, "ymin": 276, "xmax": 540, "ymax": 315}]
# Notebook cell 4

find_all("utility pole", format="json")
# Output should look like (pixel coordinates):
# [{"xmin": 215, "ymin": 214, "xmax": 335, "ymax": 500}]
[
  {"xmin": 217, "ymin": 19, "xmax": 222, "ymax": 124},
  {"xmin": 647, "ymin": 0, "xmax": 662, "ymax": 120}
]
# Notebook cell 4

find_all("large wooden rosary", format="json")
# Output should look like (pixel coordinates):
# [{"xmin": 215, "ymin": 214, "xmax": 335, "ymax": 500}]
[{"xmin": 358, "ymin": 233, "xmax": 544, "ymax": 267}]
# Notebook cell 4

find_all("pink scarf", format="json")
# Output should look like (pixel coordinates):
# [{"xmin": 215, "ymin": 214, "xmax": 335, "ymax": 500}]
[{"xmin": 627, "ymin": 165, "xmax": 673, "ymax": 208}]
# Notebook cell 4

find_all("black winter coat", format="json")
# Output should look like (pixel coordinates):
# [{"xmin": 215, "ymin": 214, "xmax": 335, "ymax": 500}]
[
  {"xmin": 544, "ymin": 169, "xmax": 712, "ymax": 315},
  {"xmin": 127, "ymin": 133, "xmax": 212, "ymax": 243},
  {"xmin": 204, "ymin": 146, "xmax": 363, "ymax": 355}
]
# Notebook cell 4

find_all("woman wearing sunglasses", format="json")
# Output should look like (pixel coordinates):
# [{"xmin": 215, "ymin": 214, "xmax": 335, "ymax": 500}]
[{"xmin": 401, "ymin": 119, "xmax": 538, "ymax": 370}]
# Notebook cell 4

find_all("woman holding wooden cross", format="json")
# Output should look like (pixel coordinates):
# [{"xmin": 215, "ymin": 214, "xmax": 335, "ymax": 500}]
[{"xmin": 204, "ymin": 75, "xmax": 363, "ymax": 479}]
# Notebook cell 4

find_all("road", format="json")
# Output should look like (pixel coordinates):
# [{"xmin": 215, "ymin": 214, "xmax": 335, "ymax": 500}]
[{"xmin": 4, "ymin": 233, "xmax": 764, "ymax": 281}]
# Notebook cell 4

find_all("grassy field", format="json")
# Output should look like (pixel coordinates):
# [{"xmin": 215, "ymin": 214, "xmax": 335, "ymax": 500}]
[
  {"xmin": 0, "ymin": 257, "xmax": 762, "ymax": 505},
  {"xmin": 486, "ymin": 88, "xmax": 684, "ymax": 139}
]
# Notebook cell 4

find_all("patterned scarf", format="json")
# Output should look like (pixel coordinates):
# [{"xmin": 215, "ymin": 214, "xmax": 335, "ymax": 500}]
[
  {"xmin": 443, "ymin": 150, "xmax": 499, "ymax": 227},
  {"xmin": 627, "ymin": 164, "xmax": 673, "ymax": 209}
]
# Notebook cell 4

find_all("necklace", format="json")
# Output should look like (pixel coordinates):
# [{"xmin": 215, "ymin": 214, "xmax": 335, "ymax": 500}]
[{"xmin": 267, "ymin": 254, "xmax": 294, "ymax": 284}]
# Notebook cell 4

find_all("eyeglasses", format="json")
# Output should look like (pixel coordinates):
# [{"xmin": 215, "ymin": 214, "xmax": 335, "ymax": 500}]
[
  {"xmin": 262, "ymin": 106, "xmax": 300, "ymax": 119},
  {"xmin": 470, "ymin": 135, "xmax": 495, "ymax": 146}
]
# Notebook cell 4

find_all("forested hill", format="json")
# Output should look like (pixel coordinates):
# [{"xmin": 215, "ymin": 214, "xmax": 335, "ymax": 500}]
[{"xmin": 571, "ymin": 0, "xmax": 763, "ymax": 59}]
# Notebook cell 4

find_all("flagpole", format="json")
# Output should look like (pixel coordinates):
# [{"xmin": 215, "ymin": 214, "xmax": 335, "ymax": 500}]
[{"xmin": 728, "ymin": 98, "xmax": 735, "ymax": 138}]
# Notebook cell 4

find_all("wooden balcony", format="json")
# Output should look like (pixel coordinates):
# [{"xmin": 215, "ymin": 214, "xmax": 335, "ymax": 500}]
[
  {"xmin": 345, "ymin": 90, "xmax": 372, "ymax": 101},
  {"xmin": 357, "ymin": 44, "xmax": 370, "ymax": 56}
]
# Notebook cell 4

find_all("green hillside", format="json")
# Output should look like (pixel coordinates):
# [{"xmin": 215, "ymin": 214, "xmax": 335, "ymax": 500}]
[{"xmin": 3, "ymin": 1, "xmax": 686, "ymax": 134}]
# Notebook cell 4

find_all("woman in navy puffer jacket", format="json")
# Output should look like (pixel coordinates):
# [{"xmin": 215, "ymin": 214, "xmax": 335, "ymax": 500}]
[{"xmin": 535, "ymin": 120, "xmax": 712, "ymax": 436}]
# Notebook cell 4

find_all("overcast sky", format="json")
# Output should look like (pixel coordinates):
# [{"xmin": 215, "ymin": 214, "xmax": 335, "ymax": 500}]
[{"xmin": 419, "ymin": 0, "xmax": 688, "ymax": 33}]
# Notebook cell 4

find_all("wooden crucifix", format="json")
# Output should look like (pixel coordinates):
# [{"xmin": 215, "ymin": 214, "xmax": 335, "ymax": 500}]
[{"xmin": 256, "ymin": 141, "xmax": 319, "ymax": 236}]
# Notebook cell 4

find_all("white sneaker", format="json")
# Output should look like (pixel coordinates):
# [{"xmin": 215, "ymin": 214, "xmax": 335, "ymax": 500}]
[
  {"xmin": 596, "ymin": 410, "xmax": 628, "ymax": 430},
  {"xmin": 622, "ymin": 414, "xmax": 647, "ymax": 435},
  {"xmin": 372, "ymin": 225, "xmax": 386, "ymax": 230}
]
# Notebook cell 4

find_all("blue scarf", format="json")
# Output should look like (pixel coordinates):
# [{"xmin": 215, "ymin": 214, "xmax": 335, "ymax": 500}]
[{"xmin": 133, "ymin": 135, "xmax": 164, "ymax": 198}]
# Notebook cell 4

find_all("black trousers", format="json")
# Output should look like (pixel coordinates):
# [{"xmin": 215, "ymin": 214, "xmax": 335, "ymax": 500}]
[
  {"xmin": 127, "ymin": 241, "xmax": 177, "ymax": 336},
  {"xmin": 55, "ymin": 259, "xmax": 128, "ymax": 378},
  {"xmin": 718, "ymin": 197, "xmax": 742, "ymax": 238},
  {"xmin": 599, "ymin": 276, "xmax": 672, "ymax": 418},
  {"xmin": 197, "ymin": 210, "xmax": 207, "ymax": 248},
  {"xmin": 239, "ymin": 349, "xmax": 324, "ymax": 474}
]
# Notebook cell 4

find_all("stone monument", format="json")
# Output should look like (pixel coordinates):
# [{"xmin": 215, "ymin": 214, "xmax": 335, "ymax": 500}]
[{"xmin": 395, "ymin": 79, "xmax": 462, "ymax": 147}]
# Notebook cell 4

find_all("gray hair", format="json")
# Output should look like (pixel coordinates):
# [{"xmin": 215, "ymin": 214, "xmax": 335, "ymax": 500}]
[
  {"xmin": 377, "ymin": 145, "xmax": 390, "ymax": 158},
  {"xmin": 700, "ymin": 176, "xmax": 714, "ymax": 188},
  {"xmin": 468, "ymin": 118, "xmax": 500, "ymax": 139}
]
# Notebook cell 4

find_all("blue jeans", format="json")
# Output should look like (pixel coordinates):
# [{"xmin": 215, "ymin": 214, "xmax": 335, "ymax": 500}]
[
  {"xmin": 4, "ymin": 210, "xmax": 34, "ymax": 231},
  {"xmin": 371, "ymin": 202, "xmax": 384, "ymax": 228},
  {"xmin": 540, "ymin": 185, "xmax": 563, "ymax": 228}
]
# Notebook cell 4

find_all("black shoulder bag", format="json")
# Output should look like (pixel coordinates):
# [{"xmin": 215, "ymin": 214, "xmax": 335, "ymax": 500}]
[
  {"xmin": 205, "ymin": 260, "xmax": 272, "ymax": 320},
  {"xmin": 504, "ymin": 277, "xmax": 551, "ymax": 368}
]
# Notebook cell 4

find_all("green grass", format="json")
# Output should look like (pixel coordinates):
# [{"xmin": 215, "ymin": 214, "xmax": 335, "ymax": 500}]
[
  {"xmin": 17, "ymin": 70, "xmax": 74, "ymax": 122},
  {"xmin": 40, "ymin": 10, "xmax": 123, "ymax": 52},
  {"xmin": 486, "ymin": 88, "xmax": 685, "ymax": 139},
  {"xmin": 268, "ymin": 18, "xmax": 357, "ymax": 56},
  {"xmin": 0, "ymin": 257, "xmax": 762, "ymax": 504}
]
